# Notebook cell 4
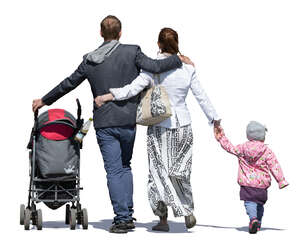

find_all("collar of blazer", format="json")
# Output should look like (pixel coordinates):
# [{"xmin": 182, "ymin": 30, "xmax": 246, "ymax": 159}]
[{"xmin": 86, "ymin": 40, "xmax": 120, "ymax": 64}]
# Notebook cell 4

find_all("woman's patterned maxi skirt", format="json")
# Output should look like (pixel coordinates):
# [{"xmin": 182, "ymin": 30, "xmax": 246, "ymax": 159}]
[{"xmin": 147, "ymin": 124, "xmax": 194, "ymax": 217}]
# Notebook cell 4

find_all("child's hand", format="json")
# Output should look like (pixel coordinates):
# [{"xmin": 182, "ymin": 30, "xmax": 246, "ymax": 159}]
[
  {"xmin": 214, "ymin": 126, "xmax": 224, "ymax": 141},
  {"xmin": 279, "ymin": 181, "xmax": 289, "ymax": 189}
]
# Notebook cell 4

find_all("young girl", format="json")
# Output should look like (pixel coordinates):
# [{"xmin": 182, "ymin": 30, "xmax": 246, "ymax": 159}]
[{"xmin": 214, "ymin": 121, "xmax": 288, "ymax": 234}]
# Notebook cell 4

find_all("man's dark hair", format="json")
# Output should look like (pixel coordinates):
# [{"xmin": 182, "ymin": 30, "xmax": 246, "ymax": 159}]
[{"xmin": 100, "ymin": 15, "xmax": 122, "ymax": 40}]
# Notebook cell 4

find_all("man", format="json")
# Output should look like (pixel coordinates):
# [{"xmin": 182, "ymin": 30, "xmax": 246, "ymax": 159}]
[{"xmin": 33, "ymin": 15, "xmax": 192, "ymax": 233}]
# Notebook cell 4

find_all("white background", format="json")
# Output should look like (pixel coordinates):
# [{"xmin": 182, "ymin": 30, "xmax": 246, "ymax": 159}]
[{"xmin": 0, "ymin": 0, "xmax": 299, "ymax": 242}]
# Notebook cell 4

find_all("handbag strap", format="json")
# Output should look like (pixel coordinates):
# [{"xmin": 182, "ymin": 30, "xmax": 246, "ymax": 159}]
[{"xmin": 153, "ymin": 74, "xmax": 161, "ymax": 85}]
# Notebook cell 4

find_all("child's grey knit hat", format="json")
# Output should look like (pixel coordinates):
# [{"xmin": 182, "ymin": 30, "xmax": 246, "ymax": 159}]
[{"xmin": 246, "ymin": 121, "xmax": 267, "ymax": 141}]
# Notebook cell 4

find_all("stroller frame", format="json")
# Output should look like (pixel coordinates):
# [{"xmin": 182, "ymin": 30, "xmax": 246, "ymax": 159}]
[{"xmin": 20, "ymin": 99, "xmax": 88, "ymax": 230}]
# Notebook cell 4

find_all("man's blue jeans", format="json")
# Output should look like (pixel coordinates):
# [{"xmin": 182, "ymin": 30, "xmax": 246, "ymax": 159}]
[
  {"xmin": 244, "ymin": 201, "xmax": 264, "ymax": 224},
  {"xmin": 96, "ymin": 126, "xmax": 136, "ymax": 223}
]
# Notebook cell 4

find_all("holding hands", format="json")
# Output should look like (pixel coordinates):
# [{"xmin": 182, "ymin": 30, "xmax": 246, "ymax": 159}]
[{"xmin": 213, "ymin": 120, "xmax": 224, "ymax": 141}]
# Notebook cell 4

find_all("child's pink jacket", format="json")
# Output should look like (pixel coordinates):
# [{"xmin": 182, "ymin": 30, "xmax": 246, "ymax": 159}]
[{"xmin": 218, "ymin": 134, "xmax": 288, "ymax": 189}]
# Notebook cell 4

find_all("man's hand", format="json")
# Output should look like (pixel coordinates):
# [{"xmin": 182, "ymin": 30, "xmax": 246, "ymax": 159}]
[
  {"xmin": 32, "ymin": 99, "xmax": 45, "ymax": 112},
  {"xmin": 179, "ymin": 55, "xmax": 195, "ymax": 67},
  {"xmin": 94, "ymin": 93, "xmax": 114, "ymax": 107}
]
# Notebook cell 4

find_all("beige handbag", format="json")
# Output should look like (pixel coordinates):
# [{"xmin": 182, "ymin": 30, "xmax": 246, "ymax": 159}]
[{"xmin": 136, "ymin": 74, "xmax": 172, "ymax": 126}]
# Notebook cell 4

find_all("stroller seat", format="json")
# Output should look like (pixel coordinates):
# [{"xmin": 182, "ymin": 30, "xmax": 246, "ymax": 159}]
[
  {"xmin": 35, "ymin": 109, "xmax": 80, "ymax": 179},
  {"xmin": 20, "ymin": 100, "xmax": 88, "ymax": 230}
]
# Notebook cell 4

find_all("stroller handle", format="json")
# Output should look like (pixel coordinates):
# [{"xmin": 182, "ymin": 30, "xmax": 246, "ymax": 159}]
[
  {"xmin": 34, "ymin": 110, "xmax": 39, "ymax": 121},
  {"xmin": 76, "ymin": 98, "xmax": 82, "ymax": 121},
  {"xmin": 33, "ymin": 110, "xmax": 39, "ymax": 133}
]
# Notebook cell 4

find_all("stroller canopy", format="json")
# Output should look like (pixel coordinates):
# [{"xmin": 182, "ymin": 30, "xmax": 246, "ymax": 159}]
[{"xmin": 38, "ymin": 109, "xmax": 77, "ymax": 141}]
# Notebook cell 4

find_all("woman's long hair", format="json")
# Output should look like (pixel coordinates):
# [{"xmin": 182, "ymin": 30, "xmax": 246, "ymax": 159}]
[{"xmin": 158, "ymin": 28, "xmax": 181, "ymax": 55}]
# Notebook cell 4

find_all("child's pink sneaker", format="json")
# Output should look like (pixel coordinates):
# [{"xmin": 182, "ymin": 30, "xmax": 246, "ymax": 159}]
[
  {"xmin": 257, "ymin": 222, "xmax": 261, "ymax": 231},
  {"xmin": 249, "ymin": 217, "xmax": 259, "ymax": 234}
]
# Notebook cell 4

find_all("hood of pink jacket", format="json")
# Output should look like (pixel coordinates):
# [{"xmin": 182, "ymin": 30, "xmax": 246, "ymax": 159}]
[{"xmin": 239, "ymin": 141, "xmax": 267, "ymax": 164}]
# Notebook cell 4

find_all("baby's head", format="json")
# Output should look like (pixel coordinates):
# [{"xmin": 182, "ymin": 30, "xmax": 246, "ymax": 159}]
[{"xmin": 246, "ymin": 121, "xmax": 267, "ymax": 142}]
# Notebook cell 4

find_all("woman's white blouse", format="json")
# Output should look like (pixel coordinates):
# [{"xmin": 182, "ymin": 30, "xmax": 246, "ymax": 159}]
[{"xmin": 110, "ymin": 53, "xmax": 220, "ymax": 128}]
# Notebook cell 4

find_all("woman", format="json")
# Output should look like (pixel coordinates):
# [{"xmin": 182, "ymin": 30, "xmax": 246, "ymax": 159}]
[{"xmin": 95, "ymin": 28, "xmax": 221, "ymax": 231}]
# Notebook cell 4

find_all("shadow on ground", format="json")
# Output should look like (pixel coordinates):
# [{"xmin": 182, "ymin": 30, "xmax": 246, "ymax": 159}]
[
  {"xmin": 40, "ymin": 220, "xmax": 286, "ymax": 233},
  {"xmin": 43, "ymin": 221, "xmax": 73, "ymax": 229},
  {"xmin": 90, "ymin": 219, "xmax": 191, "ymax": 233},
  {"xmin": 197, "ymin": 224, "xmax": 285, "ymax": 232}
]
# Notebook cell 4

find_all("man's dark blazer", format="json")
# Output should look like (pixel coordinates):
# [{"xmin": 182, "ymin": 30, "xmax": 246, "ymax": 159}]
[{"xmin": 42, "ymin": 42, "xmax": 182, "ymax": 129}]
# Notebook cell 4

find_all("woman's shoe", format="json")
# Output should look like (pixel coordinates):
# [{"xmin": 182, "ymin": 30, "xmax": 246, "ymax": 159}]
[
  {"xmin": 152, "ymin": 222, "xmax": 170, "ymax": 232},
  {"xmin": 185, "ymin": 214, "xmax": 196, "ymax": 229},
  {"xmin": 152, "ymin": 204, "xmax": 169, "ymax": 232}
]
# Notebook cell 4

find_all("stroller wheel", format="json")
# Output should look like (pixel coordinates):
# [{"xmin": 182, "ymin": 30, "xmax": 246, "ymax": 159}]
[
  {"xmin": 70, "ymin": 208, "xmax": 76, "ymax": 230},
  {"xmin": 36, "ymin": 209, "xmax": 43, "ymax": 230},
  {"xmin": 65, "ymin": 204, "xmax": 70, "ymax": 224},
  {"xmin": 32, "ymin": 212, "xmax": 36, "ymax": 226},
  {"xmin": 20, "ymin": 204, "xmax": 25, "ymax": 225},
  {"xmin": 77, "ymin": 203, "xmax": 82, "ymax": 224},
  {"xmin": 81, "ymin": 208, "xmax": 88, "ymax": 230},
  {"xmin": 31, "ymin": 204, "xmax": 37, "ymax": 225},
  {"xmin": 24, "ymin": 209, "xmax": 31, "ymax": 230}
]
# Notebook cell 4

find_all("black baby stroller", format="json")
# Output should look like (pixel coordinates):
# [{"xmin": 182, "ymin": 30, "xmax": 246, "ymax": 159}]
[{"xmin": 20, "ymin": 99, "xmax": 88, "ymax": 230}]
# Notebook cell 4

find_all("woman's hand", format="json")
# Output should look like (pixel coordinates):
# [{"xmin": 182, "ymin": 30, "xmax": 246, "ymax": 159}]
[
  {"xmin": 213, "ymin": 121, "xmax": 224, "ymax": 141},
  {"xmin": 94, "ymin": 93, "xmax": 114, "ymax": 107},
  {"xmin": 94, "ymin": 96, "xmax": 106, "ymax": 107},
  {"xmin": 214, "ymin": 125, "xmax": 224, "ymax": 141}
]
